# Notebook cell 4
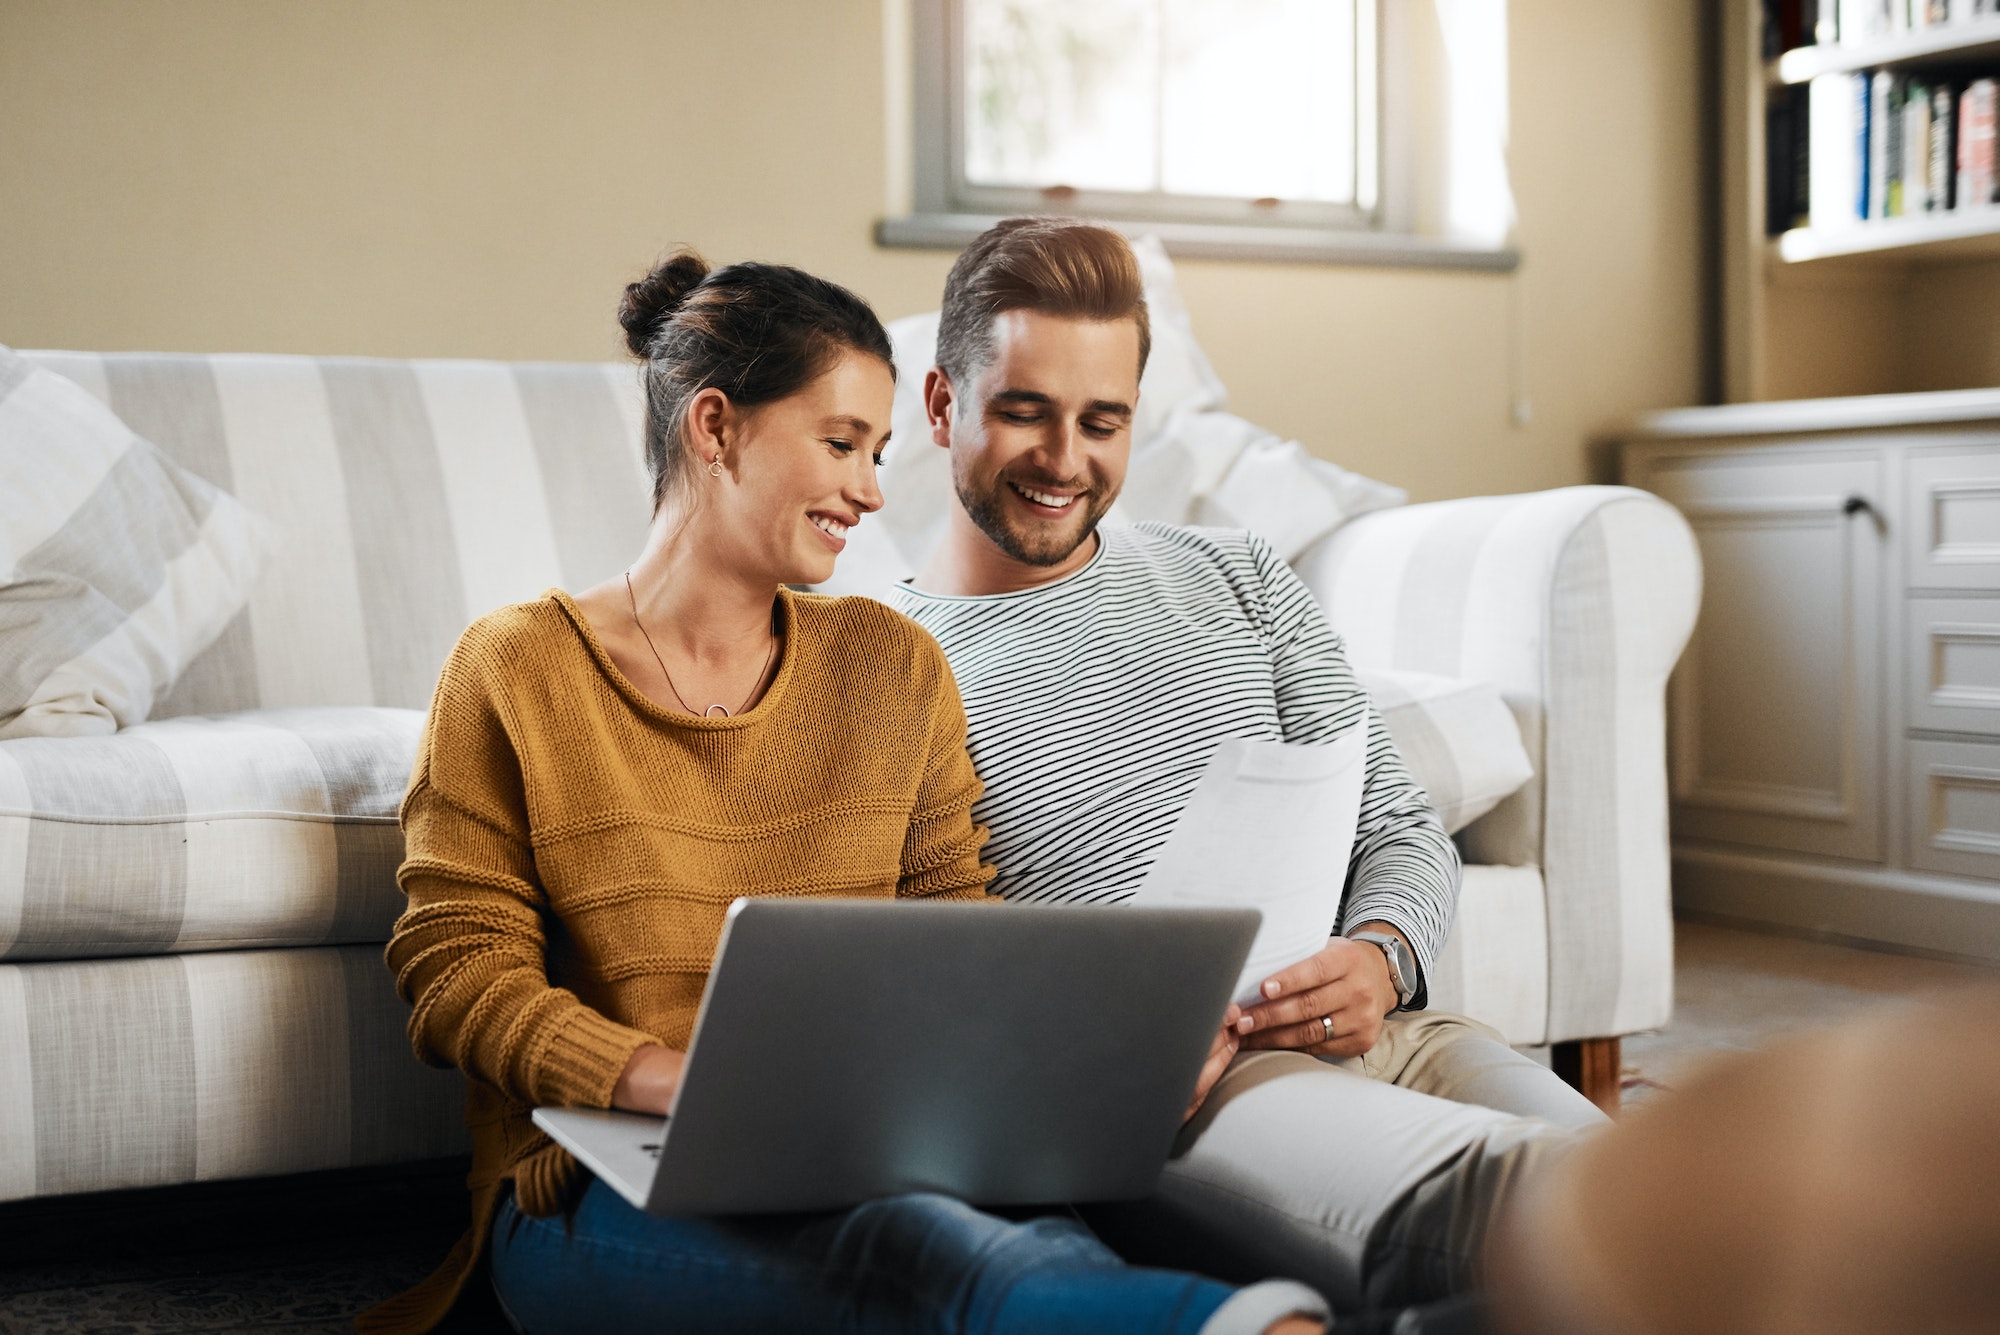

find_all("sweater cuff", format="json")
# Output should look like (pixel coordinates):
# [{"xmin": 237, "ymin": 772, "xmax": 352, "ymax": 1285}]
[{"xmin": 534, "ymin": 1004, "xmax": 660, "ymax": 1108}]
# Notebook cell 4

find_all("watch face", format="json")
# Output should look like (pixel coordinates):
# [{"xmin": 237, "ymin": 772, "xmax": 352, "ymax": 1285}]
[
  {"xmin": 1388, "ymin": 941, "xmax": 1416, "ymax": 1003},
  {"xmin": 1357, "ymin": 933, "xmax": 1415, "ymax": 1005}
]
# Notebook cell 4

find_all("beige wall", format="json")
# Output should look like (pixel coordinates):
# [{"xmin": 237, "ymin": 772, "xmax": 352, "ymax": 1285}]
[
  {"xmin": 1903, "ymin": 262, "xmax": 2000, "ymax": 395},
  {"xmin": 1760, "ymin": 261, "xmax": 2000, "ymax": 403},
  {"xmin": 0, "ymin": 0, "xmax": 1707, "ymax": 503}
]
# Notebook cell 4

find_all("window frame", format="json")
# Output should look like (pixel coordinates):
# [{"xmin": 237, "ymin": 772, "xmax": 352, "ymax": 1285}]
[{"xmin": 878, "ymin": 0, "xmax": 1518, "ymax": 271}]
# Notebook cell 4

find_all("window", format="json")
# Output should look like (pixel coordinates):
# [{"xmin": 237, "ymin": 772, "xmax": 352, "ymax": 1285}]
[
  {"xmin": 880, "ymin": 0, "xmax": 1517, "ymax": 269},
  {"xmin": 962, "ymin": 0, "xmax": 1373, "ymax": 225}
]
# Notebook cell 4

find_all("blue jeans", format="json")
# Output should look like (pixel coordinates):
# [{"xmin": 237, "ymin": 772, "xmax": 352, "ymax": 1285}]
[{"xmin": 489, "ymin": 1178, "xmax": 1287, "ymax": 1335}]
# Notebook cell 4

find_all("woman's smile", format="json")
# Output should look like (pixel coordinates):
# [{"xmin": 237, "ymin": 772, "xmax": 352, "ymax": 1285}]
[{"xmin": 809, "ymin": 509, "xmax": 855, "ymax": 551}]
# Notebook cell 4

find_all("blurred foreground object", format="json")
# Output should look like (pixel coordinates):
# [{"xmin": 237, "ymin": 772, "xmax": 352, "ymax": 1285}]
[{"xmin": 1494, "ymin": 984, "xmax": 2000, "ymax": 1335}]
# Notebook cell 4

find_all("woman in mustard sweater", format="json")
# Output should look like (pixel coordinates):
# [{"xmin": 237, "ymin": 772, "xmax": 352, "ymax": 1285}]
[{"xmin": 363, "ymin": 254, "xmax": 1327, "ymax": 1335}]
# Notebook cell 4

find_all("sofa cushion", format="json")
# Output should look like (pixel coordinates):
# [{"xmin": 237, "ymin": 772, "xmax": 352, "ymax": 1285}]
[
  {"xmin": 0, "ymin": 707, "xmax": 420, "ymax": 961},
  {"xmin": 0, "ymin": 345, "xmax": 269, "ymax": 738},
  {"xmin": 1357, "ymin": 668, "xmax": 1534, "ymax": 835}
]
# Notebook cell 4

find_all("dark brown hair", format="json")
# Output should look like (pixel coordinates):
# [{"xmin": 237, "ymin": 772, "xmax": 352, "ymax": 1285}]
[
  {"xmin": 617, "ymin": 251, "xmax": 896, "ymax": 510},
  {"xmin": 934, "ymin": 217, "xmax": 1151, "ymax": 387}
]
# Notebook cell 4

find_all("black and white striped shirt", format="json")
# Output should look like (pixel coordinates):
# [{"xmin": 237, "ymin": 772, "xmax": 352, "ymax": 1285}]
[{"xmin": 890, "ymin": 522, "xmax": 1458, "ymax": 1001}]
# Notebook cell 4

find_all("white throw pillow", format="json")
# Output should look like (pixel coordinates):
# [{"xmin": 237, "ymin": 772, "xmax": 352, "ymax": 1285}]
[
  {"xmin": 837, "ymin": 234, "xmax": 1403, "ymax": 598},
  {"xmin": 1123, "ymin": 235, "xmax": 1405, "ymax": 560},
  {"xmin": 1357, "ymin": 667, "xmax": 1534, "ymax": 836},
  {"xmin": 0, "ymin": 346, "xmax": 270, "ymax": 738}
]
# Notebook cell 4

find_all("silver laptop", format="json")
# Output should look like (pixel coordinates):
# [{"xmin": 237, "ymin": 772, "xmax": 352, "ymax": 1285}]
[{"xmin": 533, "ymin": 897, "xmax": 1258, "ymax": 1216}]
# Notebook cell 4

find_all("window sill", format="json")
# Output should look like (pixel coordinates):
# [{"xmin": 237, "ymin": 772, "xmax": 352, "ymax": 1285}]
[{"xmin": 874, "ymin": 213, "xmax": 1518, "ymax": 271}]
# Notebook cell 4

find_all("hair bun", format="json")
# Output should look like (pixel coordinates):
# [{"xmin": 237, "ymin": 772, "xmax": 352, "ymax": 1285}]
[{"xmin": 618, "ymin": 251, "xmax": 711, "ymax": 357}]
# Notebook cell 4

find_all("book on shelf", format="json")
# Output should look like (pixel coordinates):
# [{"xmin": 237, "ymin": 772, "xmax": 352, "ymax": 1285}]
[
  {"xmin": 1859, "ymin": 70, "xmax": 1875, "ymax": 218},
  {"xmin": 1766, "ymin": 0, "xmax": 1814, "ymax": 57},
  {"xmin": 1768, "ymin": 84, "xmax": 1814, "ymax": 231},
  {"xmin": 1836, "ymin": 0, "xmax": 1869, "ymax": 45},
  {"xmin": 1966, "ymin": 79, "xmax": 1998, "ymax": 210},
  {"xmin": 1871, "ymin": 71, "xmax": 1893, "ymax": 218},
  {"xmin": 1896, "ymin": 74, "xmax": 1928, "ymax": 210},
  {"xmin": 1799, "ymin": 0, "xmax": 1999, "ymax": 44},
  {"xmin": 1810, "ymin": 72, "xmax": 1860, "ymax": 225},
  {"xmin": 1934, "ymin": 80, "xmax": 1959, "ymax": 208},
  {"xmin": 1787, "ymin": 69, "xmax": 1999, "ymax": 233}
]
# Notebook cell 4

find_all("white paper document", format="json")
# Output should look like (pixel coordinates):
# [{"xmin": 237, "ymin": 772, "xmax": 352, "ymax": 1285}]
[{"xmin": 1133, "ymin": 727, "xmax": 1367, "ymax": 1004}]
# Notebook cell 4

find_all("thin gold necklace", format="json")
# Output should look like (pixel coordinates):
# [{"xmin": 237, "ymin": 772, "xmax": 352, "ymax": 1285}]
[{"xmin": 624, "ymin": 572, "xmax": 778, "ymax": 718}]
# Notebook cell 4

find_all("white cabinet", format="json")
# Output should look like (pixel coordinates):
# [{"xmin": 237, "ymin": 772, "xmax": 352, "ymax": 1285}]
[
  {"xmin": 1620, "ymin": 392, "xmax": 2000, "ymax": 964},
  {"xmin": 1644, "ymin": 450, "xmax": 1883, "ymax": 864}
]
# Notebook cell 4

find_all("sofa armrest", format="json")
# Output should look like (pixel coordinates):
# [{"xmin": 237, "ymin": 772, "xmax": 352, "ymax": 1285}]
[{"xmin": 1294, "ymin": 486, "xmax": 1701, "ymax": 1041}]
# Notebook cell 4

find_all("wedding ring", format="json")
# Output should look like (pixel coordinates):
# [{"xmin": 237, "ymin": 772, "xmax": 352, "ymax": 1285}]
[{"xmin": 1320, "ymin": 1015, "xmax": 1334, "ymax": 1042}]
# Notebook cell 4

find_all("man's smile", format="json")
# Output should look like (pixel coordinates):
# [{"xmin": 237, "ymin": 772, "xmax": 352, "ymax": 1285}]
[{"xmin": 1007, "ymin": 480, "xmax": 1084, "ymax": 513}]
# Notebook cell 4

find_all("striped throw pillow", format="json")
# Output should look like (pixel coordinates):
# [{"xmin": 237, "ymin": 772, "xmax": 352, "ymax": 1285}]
[{"xmin": 0, "ymin": 346, "xmax": 268, "ymax": 738}]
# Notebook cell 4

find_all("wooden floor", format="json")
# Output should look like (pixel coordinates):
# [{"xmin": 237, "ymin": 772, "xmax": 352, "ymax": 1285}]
[{"xmin": 1619, "ymin": 916, "xmax": 1999, "ymax": 1105}]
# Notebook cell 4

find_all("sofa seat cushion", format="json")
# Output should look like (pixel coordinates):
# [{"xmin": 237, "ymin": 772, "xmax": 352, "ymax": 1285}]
[
  {"xmin": 1357, "ymin": 668, "xmax": 1534, "ymax": 835},
  {"xmin": 0, "ymin": 707, "xmax": 420, "ymax": 962}
]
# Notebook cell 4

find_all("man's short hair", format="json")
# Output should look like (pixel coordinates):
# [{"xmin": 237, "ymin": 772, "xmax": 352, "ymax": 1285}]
[{"xmin": 935, "ymin": 217, "xmax": 1152, "ymax": 388}]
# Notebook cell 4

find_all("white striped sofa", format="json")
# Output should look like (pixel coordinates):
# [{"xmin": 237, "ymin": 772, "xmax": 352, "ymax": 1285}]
[
  {"xmin": 1, "ymin": 349, "xmax": 1699, "ymax": 1207},
  {"xmin": 2, "ymin": 351, "xmax": 654, "ymax": 1205}
]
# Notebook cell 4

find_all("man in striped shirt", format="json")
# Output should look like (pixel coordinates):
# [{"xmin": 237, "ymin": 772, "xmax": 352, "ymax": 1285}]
[{"xmin": 888, "ymin": 218, "xmax": 1605, "ymax": 1315}]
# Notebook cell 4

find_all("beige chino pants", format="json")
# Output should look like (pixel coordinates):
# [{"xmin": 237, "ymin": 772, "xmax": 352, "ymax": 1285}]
[{"xmin": 1084, "ymin": 1012, "xmax": 1608, "ymax": 1313}]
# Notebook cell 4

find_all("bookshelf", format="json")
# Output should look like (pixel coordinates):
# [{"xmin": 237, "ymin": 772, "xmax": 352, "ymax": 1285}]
[{"xmin": 1722, "ymin": 0, "xmax": 2000, "ymax": 402}]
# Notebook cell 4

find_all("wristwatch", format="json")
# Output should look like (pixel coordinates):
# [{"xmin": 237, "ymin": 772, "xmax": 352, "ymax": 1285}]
[{"xmin": 1350, "ymin": 931, "xmax": 1419, "ymax": 1012}]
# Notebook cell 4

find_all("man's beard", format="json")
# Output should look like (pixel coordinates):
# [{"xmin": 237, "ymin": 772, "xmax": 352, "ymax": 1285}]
[{"xmin": 954, "ymin": 461, "xmax": 1113, "ymax": 568}]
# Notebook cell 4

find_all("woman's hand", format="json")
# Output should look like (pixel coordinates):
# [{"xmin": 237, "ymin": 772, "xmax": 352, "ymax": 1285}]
[
  {"xmin": 1183, "ymin": 1004, "xmax": 1243, "ymax": 1122},
  {"xmin": 611, "ymin": 1044, "xmax": 686, "ymax": 1115}
]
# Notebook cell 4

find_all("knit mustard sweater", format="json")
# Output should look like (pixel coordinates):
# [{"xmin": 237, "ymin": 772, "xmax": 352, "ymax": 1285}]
[{"xmin": 359, "ymin": 588, "xmax": 995, "ymax": 1335}]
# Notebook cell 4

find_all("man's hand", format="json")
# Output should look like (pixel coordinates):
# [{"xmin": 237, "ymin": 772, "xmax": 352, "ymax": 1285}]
[
  {"xmin": 1184, "ymin": 1003, "xmax": 1243, "ymax": 1121},
  {"xmin": 611, "ymin": 1043, "xmax": 686, "ymax": 1115},
  {"xmin": 1234, "ymin": 932, "xmax": 1399, "ymax": 1060}
]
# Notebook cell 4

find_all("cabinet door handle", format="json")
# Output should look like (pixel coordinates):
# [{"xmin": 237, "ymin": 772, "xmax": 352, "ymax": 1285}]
[{"xmin": 1843, "ymin": 494, "xmax": 1886, "ymax": 533}]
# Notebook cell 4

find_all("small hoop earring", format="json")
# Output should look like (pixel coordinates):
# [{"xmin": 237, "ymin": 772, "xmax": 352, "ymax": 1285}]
[{"xmin": 707, "ymin": 457, "xmax": 724, "ymax": 478}]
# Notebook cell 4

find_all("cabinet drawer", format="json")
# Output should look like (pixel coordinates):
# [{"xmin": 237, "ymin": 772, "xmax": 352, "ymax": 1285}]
[
  {"xmin": 1907, "ymin": 598, "xmax": 2000, "ymax": 736},
  {"xmin": 1906, "ymin": 445, "xmax": 2000, "ymax": 591},
  {"xmin": 1906, "ymin": 738, "xmax": 2000, "ymax": 880}
]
